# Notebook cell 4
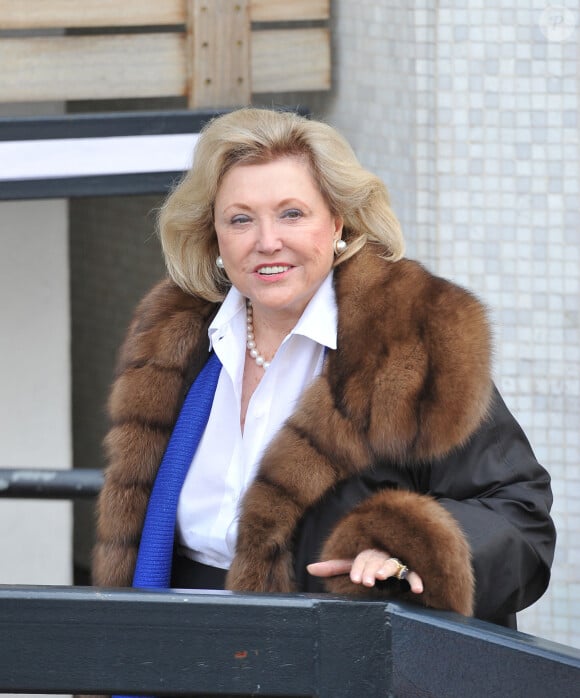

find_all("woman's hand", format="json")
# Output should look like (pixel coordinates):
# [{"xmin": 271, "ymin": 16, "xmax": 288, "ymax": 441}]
[{"xmin": 307, "ymin": 548, "xmax": 424, "ymax": 594}]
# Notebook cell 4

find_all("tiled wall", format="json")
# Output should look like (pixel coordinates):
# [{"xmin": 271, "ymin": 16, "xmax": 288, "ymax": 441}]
[{"xmin": 311, "ymin": 0, "xmax": 579, "ymax": 647}]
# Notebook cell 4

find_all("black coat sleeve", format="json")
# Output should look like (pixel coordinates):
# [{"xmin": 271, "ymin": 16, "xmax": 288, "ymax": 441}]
[{"xmin": 428, "ymin": 385, "xmax": 556, "ymax": 624}]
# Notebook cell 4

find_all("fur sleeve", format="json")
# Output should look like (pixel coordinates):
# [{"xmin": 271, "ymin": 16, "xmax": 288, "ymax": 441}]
[
  {"xmin": 92, "ymin": 280, "xmax": 216, "ymax": 587},
  {"xmin": 318, "ymin": 488, "xmax": 475, "ymax": 616}
]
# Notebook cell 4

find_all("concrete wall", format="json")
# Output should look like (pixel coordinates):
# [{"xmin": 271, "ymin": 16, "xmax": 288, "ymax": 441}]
[{"xmin": 0, "ymin": 199, "xmax": 72, "ymax": 585}]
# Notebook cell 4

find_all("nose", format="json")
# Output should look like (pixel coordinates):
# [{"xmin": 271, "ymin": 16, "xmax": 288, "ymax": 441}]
[{"xmin": 255, "ymin": 218, "xmax": 282, "ymax": 253}]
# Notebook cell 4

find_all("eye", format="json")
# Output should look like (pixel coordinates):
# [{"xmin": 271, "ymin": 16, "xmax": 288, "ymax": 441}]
[
  {"xmin": 231, "ymin": 213, "xmax": 251, "ymax": 225},
  {"xmin": 282, "ymin": 208, "xmax": 303, "ymax": 220}
]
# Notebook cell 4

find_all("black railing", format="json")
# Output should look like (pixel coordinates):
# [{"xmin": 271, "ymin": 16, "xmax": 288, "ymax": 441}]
[
  {"xmin": 0, "ymin": 467, "xmax": 103, "ymax": 499},
  {"xmin": 2, "ymin": 471, "xmax": 580, "ymax": 696},
  {"xmin": 0, "ymin": 587, "xmax": 579, "ymax": 697}
]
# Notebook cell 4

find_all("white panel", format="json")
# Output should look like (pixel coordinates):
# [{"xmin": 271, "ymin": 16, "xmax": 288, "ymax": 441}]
[{"xmin": 0, "ymin": 133, "xmax": 199, "ymax": 181}]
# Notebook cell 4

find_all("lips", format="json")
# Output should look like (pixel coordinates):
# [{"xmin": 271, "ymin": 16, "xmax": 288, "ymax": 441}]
[{"xmin": 256, "ymin": 264, "xmax": 292, "ymax": 275}]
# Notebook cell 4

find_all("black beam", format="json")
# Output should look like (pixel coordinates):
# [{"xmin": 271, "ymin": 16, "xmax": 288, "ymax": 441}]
[
  {"xmin": 0, "ymin": 587, "xmax": 579, "ymax": 697},
  {"xmin": 0, "ymin": 171, "xmax": 183, "ymax": 200},
  {"xmin": 0, "ymin": 468, "xmax": 103, "ymax": 499},
  {"xmin": 0, "ymin": 109, "xmax": 226, "ymax": 142}
]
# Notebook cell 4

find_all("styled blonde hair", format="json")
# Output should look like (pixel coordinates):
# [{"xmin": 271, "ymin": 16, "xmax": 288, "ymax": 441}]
[{"xmin": 158, "ymin": 107, "xmax": 405, "ymax": 301}]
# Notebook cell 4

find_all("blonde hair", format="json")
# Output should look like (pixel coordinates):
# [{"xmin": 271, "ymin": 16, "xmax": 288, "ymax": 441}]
[{"xmin": 158, "ymin": 107, "xmax": 405, "ymax": 301}]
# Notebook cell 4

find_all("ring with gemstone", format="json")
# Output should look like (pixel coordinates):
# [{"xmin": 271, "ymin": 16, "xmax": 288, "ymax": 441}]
[{"xmin": 390, "ymin": 557, "xmax": 409, "ymax": 581}]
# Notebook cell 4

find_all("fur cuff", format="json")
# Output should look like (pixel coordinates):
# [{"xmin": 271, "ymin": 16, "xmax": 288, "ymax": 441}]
[{"xmin": 318, "ymin": 489, "xmax": 474, "ymax": 616}]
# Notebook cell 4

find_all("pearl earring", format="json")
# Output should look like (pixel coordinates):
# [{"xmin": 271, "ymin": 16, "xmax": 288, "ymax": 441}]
[
  {"xmin": 216, "ymin": 256, "xmax": 225, "ymax": 269},
  {"xmin": 334, "ymin": 239, "xmax": 347, "ymax": 255}
]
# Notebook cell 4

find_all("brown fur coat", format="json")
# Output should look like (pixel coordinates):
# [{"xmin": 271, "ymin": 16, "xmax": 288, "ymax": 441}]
[{"xmin": 93, "ymin": 245, "xmax": 492, "ymax": 616}]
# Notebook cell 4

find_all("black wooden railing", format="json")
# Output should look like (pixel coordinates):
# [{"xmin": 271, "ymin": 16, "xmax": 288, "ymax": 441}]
[
  {"xmin": 1, "ymin": 470, "xmax": 580, "ymax": 696},
  {"xmin": 1, "ymin": 587, "xmax": 580, "ymax": 697}
]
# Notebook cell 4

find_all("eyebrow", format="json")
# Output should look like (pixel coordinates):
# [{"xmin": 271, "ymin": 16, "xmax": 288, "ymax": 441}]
[{"xmin": 220, "ymin": 197, "xmax": 309, "ymax": 214}]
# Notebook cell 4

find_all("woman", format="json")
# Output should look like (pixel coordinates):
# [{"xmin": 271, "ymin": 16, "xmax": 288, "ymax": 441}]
[{"xmin": 93, "ymin": 107, "xmax": 555, "ymax": 628}]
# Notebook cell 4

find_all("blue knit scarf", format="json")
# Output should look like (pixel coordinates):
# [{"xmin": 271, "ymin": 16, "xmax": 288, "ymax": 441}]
[
  {"xmin": 114, "ymin": 351, "xmax": 222, "ymax": 698},
  {"xmin": 133, "ymin": 350, "xmax": 222, "ymax": 588}
]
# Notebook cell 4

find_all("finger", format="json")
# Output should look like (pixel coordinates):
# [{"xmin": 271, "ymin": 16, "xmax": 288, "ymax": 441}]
[
  {"xmin": 362, "ymin": 556, "xmax": 405, "ymax": 586},
  {"xmin": 307, "ymin": 559, "xmax": 354, "ymax": 578},
  {"xmin": 406, "ymin": 570, "xmax": 424, "ymax": 594},
  {"xmin": 349, "ymin": 550, "xmax": 377, "ymax": 583},
  {"xmin": 374, "ymin": 558, "xmax": 395, "ymax": 581},
  {"xmin": 359, "ymin": 556, "xmax": 400, "ymax": 586},
  {"xmin": 379, "ymin": 562, "xmax": 423, "ymax": 594},
  {"xmin": 351, "ymin": 550, "xmax": 391, "ymax": 586}
]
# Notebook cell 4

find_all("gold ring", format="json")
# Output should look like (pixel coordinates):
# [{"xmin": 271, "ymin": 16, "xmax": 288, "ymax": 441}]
[{"xmin": 390, "ymin": 557, "xmax": 409, "ymax": 581}]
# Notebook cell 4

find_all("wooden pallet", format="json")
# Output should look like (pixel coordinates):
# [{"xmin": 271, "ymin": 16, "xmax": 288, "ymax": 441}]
[{"xmin": 0, "ymin": 0, "xmax": 330, "ymax": 107}]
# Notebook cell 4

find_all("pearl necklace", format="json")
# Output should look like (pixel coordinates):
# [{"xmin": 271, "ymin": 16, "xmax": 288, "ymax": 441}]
[{"xmin": 246, "ymin": 300, "xmax": 271, "ymax": 369}]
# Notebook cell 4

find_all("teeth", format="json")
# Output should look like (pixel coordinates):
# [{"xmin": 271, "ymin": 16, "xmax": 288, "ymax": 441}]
[{"xmin": 258, "ymin": 265, "xmax": 290, "ymax": 275}]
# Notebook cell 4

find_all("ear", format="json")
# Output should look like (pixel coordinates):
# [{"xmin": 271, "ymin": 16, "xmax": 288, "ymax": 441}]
[{"xmin": 333, "ymin": 215, "xmax": 344, "ymax": 240}]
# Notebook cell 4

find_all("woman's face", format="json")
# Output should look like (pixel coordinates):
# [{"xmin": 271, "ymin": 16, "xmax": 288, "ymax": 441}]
[{"xmin": 214, "ymin": 156, "xmax": 343, "ymax": 323}]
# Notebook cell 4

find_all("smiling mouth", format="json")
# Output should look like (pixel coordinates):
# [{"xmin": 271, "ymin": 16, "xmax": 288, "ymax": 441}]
[{"xmin": 257, "ymin": 265, "xmax": 291, "ymax": 275}]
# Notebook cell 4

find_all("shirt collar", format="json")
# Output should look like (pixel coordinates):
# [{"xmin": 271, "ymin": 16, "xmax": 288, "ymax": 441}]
[
  {"xmin": 292, "ymin": 272, "xmax": 337, "ymax": 350},
  {"xmin": 208, "ymin": 272, "xmax": 338, "ymax": 351},
  {"xmin": 208, "ymin": 286, "xmax": 245, "ymax": 351}
]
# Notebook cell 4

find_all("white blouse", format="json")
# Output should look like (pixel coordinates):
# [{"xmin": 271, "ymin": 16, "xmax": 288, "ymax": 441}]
[{"xmin": 175, "ymin": 272, "xmax": 338, "ymax": 569}]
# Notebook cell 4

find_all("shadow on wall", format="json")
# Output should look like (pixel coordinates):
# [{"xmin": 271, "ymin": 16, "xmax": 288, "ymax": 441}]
[{"xmin": 70, "ymin": 193, "xmax": 166, "ymax": 583}]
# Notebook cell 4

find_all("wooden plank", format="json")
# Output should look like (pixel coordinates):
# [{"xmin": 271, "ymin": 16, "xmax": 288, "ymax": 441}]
[
  {"xmin": 0, "ymin": 34, "xmax": 186, "ymax": 102},
  {"xmin": 251, "ymin": 27, "xmax": 331, "ymax": 93},
  {"xmin": 0, "ymin": 0, "xmax": 329, "ymax": 30},
  {"xmin": 249, "ymin": 0, "xmax": 330, "ymax": 22},
  {"xmin": 0, "ymin": 27, "xmax": 330, "ymax": 104},
  {"xmin": 186, "ymin": 0, "xmax": 251, "ymax": 108},
  {"xmin": 0, "ymin": 0, "xmax": 185, "ymax": 29}
]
